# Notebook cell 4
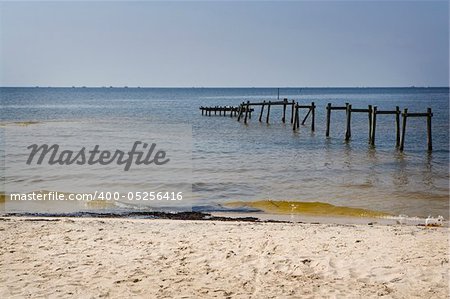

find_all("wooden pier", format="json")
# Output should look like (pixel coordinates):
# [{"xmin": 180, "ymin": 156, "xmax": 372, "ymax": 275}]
[
  {"xmin": 236, "ymin": 99, "xmax": 294, "ymax": 125},
  {"xmin": 200, "ymin": 101, "xmax": 434, "ymax": 152},
  {"xmin": 232, "ymin": 99, "xmax": 316, "ymax": 132},
  {"xmin": 199, "ymin": 106, "xmax": 253, "ymax": 117}
]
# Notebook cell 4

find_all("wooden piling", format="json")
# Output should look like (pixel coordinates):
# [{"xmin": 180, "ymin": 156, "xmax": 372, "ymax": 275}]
[
  {"xmin": 244, "ymin": 101, "xmax": 250, "ymax": 124},
  {"xmin": 399, "ymin": 108, "xmax": 407, "ymax": 151},
  {"xmin": 259, "ymin": 101, "xmax": 266, "ymax": 122},
  {"xmin": 326, "ymin": 103, "xmax": 331, "ymax": 137},
  {"xmin": 345, "ymin": 104, "xmax": 352, "ymax": 141},
  {"xmin": 395, "ymin": 106, "xmax": 400, "ymax": 147},
  {"xmin": 282, "ymin": 99, "xmax": 287, "ymax": 123},
  {"xmin": 290, "ymin": 100, "xmax": 295, "ymax": 124},
  {"xmin": 237, "ymin": 103, "xmax": 243, "ymax": 121},
  {"xmin": 293, "ymin": 103, "xmax": 298, "ymax": 131},
  {"xmin": 427, "ymin": 108, "xmax": 432, "ymax": 151},
  {"xmin": 296, "ymin": 104, "xmax": 300, "ymax": 129},
  {"xmin": 371, "ymin": 106, "xmax": 377, "ymax": 146},
  {"xmin": 311, "ymin": 102, "xmax": 315, "ymax": 132},
  {"xmin": 266, "ymin": 101, "xmax": 271, "ymax": 124}
]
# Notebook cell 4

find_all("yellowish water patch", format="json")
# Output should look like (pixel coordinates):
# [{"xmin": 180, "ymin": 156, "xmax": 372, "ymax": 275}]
[
  {"xmin": 0, "ymin": 121, "xmax": 41, "ymax": 127},
  {"xmin": 225, "ymin": 200, "xmax": 391, "ymax": 218},
  {"xmin": 15, "ymin": 121, "xmax": 41, "ymax": 126}
]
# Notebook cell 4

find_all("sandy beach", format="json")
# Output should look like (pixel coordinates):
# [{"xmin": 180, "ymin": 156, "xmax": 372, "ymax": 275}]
[{"xmin": 0, "ymin": 217, "xmax": 448, "ymax": 298}]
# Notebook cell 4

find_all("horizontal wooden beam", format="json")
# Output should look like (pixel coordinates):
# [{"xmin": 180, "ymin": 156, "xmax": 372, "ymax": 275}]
[
  {"xmin": 404, "ymin": 112, "xmax": 433, "ymax": 117},
  {"xmin": 376, "ymin": 110, "xmax": 399, "ymax": 115},
  {"xmin": 328, "ymin": 107, "xmax": 347, "ymax": 111}
]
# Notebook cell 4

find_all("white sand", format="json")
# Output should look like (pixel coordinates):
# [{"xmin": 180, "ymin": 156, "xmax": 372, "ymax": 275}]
[{"xmin": 0, "ymin": 217, "xmax": 448, "ymax": 298}]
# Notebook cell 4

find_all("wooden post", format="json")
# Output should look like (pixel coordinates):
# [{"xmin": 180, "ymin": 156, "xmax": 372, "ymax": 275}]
[
  {"xmin": 399, "ymin": 108, "xmax": 407, "ymax": 151},
  {"xmin": 290, "ymin": 100, "xmax": 295, "ymax": 124},
  {"xmin": 259, "ymin": 101, "xmax": 265, "ymax": 122},
  {"xmin": 326, "ymin": 103, "xmax": 331, "ymax": 137},
  {"xmin": 395, "ymin": 106, "xmax": 400, "ymax": 147},
  {"xmin": 296, "ymin": 104, "xmax": 299, "ymax": 129},
  {"xmin": 244, "ymin": 101, "xmax": 249, "ymax": 124},
  {"xmin": 427, "ymin": 108, "xmax": 432, "ymax": 151},
  {"xmin": 293, "ymin": 103, "xmax": 298, "ymax": 131},
  {"xmin": 368, "ymin": 105, "xmax": 372, "ymax": 143},
  {"xmin": 237, "ymin": 103, "xmax": 243, "ymax": 121},
  {"xmin": 311, "ymin": 102, "xmax": 315, "ymax": 132},
  {"xmin": 345, "ymin": 103, "xmax": 352, "ymax": 141},
  {"xmin": 282, "ymin": 99, "xmax": 287, "ymax": 123},
  {"xmin": 209, "ymin": 108, "xmax": 211, "ymax": 116},
  {"xmin": 266, "ymin": 101, "xmax": 271, "ymax": 124},
  {"xmin": 371, "ymin": 106, "xmax": 377, "ymax": 146}
]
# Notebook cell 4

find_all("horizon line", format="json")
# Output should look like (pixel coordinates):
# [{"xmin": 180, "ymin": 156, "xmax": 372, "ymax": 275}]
[{"xmin": 1, "ymin": 86, "xmax": 449, "ymax": 89}]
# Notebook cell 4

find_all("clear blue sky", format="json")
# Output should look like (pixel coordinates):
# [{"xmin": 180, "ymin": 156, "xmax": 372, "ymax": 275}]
[{"xmin": 0, "ymin": 1, "xmax": 448, "ymax": 87}]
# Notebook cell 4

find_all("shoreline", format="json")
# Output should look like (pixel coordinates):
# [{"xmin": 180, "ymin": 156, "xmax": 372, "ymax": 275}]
[
  {"xmin": 1, "ymin": 216, "xmax": 448, "ymax": 298},
  {"xmin": 1, "ymin": 210, "xmax": 447, "ymax": 227}
]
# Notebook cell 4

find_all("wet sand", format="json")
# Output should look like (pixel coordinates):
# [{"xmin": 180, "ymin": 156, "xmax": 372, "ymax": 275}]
[{"xmin": 0, "ymin": 217, "xmax": 448, "ymax": 298}]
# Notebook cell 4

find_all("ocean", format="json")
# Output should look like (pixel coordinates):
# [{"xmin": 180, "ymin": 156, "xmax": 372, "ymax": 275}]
[{"xmin": 1, "ymin": 87, "xmax": 449, "ymax": 218}]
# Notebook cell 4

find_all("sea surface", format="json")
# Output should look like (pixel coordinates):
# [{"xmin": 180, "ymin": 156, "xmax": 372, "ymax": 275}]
[{"xmin": 1, "ymin": 87, "xmax": 449, "ymax": 219}]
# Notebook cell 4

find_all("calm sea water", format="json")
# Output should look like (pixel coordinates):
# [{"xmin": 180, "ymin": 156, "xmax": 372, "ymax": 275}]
[{"xmin": 1, "ymin": 87, "xmax": 449, "ymax": 218}]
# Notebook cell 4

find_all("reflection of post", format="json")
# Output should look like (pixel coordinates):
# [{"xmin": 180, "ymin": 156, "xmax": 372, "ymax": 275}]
[
  {"xmin": 345, "ymin": 103, "xmax": 352, "ymax": 141},
  {"xmin": 259, "ymin": 101, "xmax": 265, "ymax": 122},
  {"xmin": 326, "ymin": 103, "xmax": 331, "ymax": 137},
  {"xmin": 399, "ymin": 108, "xmax": 408, "ymax": 151},
  {"xmin": 395, "ymin": 106, "xmax": 400, "ymax": 147},
  {"xmin": 427, "ymin": 108, "xmax": 432, "ymax": 151}
]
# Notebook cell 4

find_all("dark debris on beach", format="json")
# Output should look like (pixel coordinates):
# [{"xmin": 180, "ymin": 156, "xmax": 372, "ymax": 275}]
[{"xmin": 0, "ymin": 211, "xmax": 290, "ymax": 223}]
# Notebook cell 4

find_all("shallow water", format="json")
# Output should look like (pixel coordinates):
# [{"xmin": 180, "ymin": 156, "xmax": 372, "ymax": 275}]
[{"xmin": 1, "ymin": 87, "xmax": 448, "ymax": 218}]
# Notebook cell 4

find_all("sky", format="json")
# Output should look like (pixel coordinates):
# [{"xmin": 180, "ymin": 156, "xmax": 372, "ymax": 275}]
[{"xmin": 0, "ymin": 1, "xmax": 448, "ymax": 87}]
